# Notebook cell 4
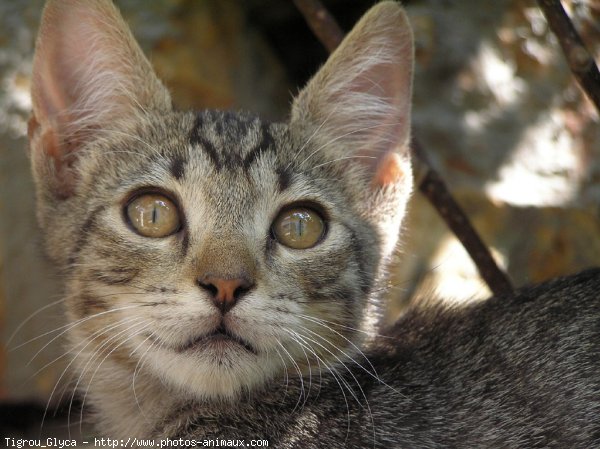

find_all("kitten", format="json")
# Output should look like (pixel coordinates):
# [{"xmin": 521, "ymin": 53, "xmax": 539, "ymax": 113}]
[{"xmin": 28, "ymin": 0, "xmax": 599, "ymax": 447}]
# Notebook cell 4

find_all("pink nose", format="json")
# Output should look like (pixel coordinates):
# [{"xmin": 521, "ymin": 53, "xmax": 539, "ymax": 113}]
[{"xmin": 197, "ymin": 276, "xmax": 253, "ymax": 313}]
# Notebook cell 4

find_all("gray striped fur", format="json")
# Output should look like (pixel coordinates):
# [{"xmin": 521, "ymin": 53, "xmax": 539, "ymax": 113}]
[{"xmin": 28, "ymin": 0, "xmax": 600, "ymax": 447}]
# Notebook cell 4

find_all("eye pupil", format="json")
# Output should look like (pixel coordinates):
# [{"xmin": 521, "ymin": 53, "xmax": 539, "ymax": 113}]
[
  {"xmin": 126, "ymin": 193, "xmax": 181, "ymax": 238},
  {"xmin": 272, "ymin": 207, "xmax": 325, "ymax": 249}
]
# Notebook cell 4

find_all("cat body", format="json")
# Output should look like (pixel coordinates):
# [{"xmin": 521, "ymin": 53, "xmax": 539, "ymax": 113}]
[{"xmin": 27, "ymin": 0, "xmax": 599, "ymax": 447}]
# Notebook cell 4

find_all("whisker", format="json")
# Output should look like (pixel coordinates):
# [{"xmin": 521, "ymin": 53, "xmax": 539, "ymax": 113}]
[
  {"xmin": 299, "ymin": 314, "xmax": 399, "ymax": 392},
  {"xmin": 7, "ymin": 297, "xmax": 65, "ymax": 347},
  {"xmin": 13, "ymin": 303, "xmax": 146, "ymax": 353},
  {"xmin": 297, "ymin": 314, "xmax": 394, "ymax": 340},
  {"xmin": 284, "ymin": 106, "xmax": 339, "ymax": 171},
  {"xmin": 40, "ymin": 316, "xmax": 145, "ymax": 434},
  {"xmin": 283, "ymin": 332, "xmax": 314, "ymax": 411},
  {"xmin": 276, "ymin": 340, "xmax": 306, "ymax": 414},
  {"xmin": 28, "ymin": 316, "xmax": 143, "ymax": 382},
  {"xmin": 77, "ymin": 321, "xmax": 153, "ymax": 433},
  {"xmin": 293, "ymin": 328, "xmax": 376, "ymax": 444},
  {"xmin": 284, "ymin": 329, "xmax": 352, "ymax": 442},
  {"xmin": 296, "ymin": 121, "xmax": 401, "ymax": 169},
  {"xmin": 301, "ymin": 155, "xmax": 377, "ymax": 173},
  {"xmin": 273, "ymin": 346, "xmax": 291, "ymax": 404},
  {"xmin": 131, "ymin": 330, "xmax": 163, "ymax": 424}
]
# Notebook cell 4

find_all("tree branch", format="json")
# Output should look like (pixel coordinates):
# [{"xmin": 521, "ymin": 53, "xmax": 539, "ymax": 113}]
[
  {"xmin": 412, "ymin": 141, "xmax": 514, "ymax": 295},
  {"xmin": 292, "ymin": 0, "xmax": 344, "ymax": 53},
  {"xmin": 537, "ymin": 0, "xmax": 600, "ymax": 114},
  {"xmin": 294, "ymin": 0, "xmax": 514, "ymax": 296}
]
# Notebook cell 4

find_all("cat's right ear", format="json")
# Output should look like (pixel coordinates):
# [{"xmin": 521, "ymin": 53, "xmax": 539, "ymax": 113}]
[
  {"xmin": 29, "ymin": 0, "xmax": 171, "ymax": 198},
  {"xmin": 290, "ymin": 1, "xmax": 414, "ymax": 191}
]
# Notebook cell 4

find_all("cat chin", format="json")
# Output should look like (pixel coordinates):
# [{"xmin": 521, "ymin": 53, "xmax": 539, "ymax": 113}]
[{"xmin": 147, "ymin": 345, "xmax": 280, "ymax": 400}]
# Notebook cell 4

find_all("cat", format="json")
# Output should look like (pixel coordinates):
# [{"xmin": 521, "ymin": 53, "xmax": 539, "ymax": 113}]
[{"xmin": 27, "ymin": 0, "xmax": 600, "ymax": 447}]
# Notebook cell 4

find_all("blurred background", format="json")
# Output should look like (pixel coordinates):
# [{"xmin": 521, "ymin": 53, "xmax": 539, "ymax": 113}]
[{"xmin": 1, "ymin": 0, "xmax": 599, "ymax": 440}]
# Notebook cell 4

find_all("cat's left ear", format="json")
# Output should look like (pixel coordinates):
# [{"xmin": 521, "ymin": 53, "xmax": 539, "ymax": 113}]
[
  {"xmin": 290, "ymin": 1, "xmax": 414, "ymax": 189},
  {"xmin": 29, "ymin": 0, "xmax": 172, "ymax": 197}
]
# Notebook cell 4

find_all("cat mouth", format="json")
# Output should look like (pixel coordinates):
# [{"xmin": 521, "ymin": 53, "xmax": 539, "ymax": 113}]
[{"xmin": 178, "ymin": 325, "xmax": 257, "ymax": 355}]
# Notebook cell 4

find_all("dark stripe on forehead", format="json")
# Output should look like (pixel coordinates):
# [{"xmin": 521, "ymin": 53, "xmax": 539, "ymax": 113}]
[
  {"xmin": 243, "ymin": 123, "xmax": 275, "ymax": 170},
  {"xmin": 218, "ymin": 110, "xmax": 252, "ymax": 135},
  {"xmin": 170, "ymin": 155, "xmax": 187, "ymax": 180},
  {"xmin": 276, "ymin": 167, "xmax": 292, "ymax": 192},
  {"xmin": 190, "ymin": 113, "xmax": 221, "ymax": 170}
]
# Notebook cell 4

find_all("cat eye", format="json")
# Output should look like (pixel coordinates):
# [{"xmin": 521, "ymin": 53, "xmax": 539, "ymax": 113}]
[
  {"xmin": 126, "ymin": 193, "xmax": 181, "ymax": 238},
  {"xmin": 272, "ymin": 206, "xmax": 326, "ymax": 249}
]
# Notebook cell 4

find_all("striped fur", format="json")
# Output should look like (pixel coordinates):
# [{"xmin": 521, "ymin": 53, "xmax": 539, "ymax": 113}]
[{"xmin": 28, "ymin": 0, "xmax": 600, "ymax": 447}]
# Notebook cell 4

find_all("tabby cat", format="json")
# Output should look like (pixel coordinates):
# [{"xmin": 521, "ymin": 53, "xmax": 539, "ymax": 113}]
[{"xmin": 28, "ymin": 0, "xmax": 600, "ymax": 447}]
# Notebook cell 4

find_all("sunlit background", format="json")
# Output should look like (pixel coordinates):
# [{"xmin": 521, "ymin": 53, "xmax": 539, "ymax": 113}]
[{"xmin": 1, "ymin": 0, "xmax": 599, "ymax": 439}]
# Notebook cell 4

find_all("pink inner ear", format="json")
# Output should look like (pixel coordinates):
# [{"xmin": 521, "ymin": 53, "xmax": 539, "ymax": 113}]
[
  {"xmin": 34, "ymin": 2, "xmax": 101, "ymax": 126},
  {"xmin": 373, "ymin": 152, "xmax": 408, "ymax": 187},
  {"xmin": 31, "ymin": 0, "xmax": 171, "ymax": 143}
]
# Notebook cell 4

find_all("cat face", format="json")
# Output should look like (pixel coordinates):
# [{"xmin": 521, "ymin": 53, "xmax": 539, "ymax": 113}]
[
  {"xmin": 60, "ymin": 110, "xmax": 386, "ymax": 398},
  {"xmin": 28, "ymin": 0, "xmax": 413, "ymax": 399}
]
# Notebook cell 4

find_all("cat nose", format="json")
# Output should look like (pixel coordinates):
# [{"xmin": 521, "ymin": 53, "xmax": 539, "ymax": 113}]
[{"xmin": 197, "ymin": 275, "xmax": 254, "ymax": 314}]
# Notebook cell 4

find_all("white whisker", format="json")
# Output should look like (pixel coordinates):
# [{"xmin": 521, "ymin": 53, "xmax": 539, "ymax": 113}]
[{"xmin": 7, "ymin": 297, "xmax": 65, "ymax": 347}]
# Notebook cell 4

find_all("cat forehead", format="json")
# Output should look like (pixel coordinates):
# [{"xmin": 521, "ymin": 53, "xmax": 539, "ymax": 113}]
[
  {"xmin": 178, "ymin": 110, "xmax": 296, "ymax": 198},
  {"xmin": 87, "ymin": 109, "xmax": 334, "ymax": 208},
  {"xmin": 187, "ymin": 110, "xmax": 279, "ymax": 171},
  {"xmin": 96, "ymin": 109, "xmax": 289, "ymax": 180}
]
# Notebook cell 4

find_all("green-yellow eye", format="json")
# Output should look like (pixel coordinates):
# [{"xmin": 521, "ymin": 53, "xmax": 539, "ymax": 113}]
[
  {"xmin": 126, "ymin": 193, "xmax": 180, "ymax": 238},
  {"xmin": 272, "ymin": 207, "xmax": 325, "ymax": 249}
]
